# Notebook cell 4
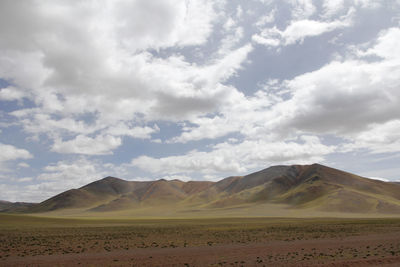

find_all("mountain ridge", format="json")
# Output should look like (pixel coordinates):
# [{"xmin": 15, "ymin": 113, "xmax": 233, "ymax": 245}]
[
  {"xmin": 3, "ymin": 163, "xmax": 400, "ymax": 216},
  {"xmin": 0, "ymin": 200, "xmax": 36, "ymax": 212}
]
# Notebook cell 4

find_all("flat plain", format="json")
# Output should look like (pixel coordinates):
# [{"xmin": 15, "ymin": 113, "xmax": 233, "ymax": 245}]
[{"xmin": 2, "ymin": 214, "xmax": 400, "ymax": 266}]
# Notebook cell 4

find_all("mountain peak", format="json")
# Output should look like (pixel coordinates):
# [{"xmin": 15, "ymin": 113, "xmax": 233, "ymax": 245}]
[
  {"xmin": 10, "ymin": 164, "xmax": 400, "ymax": 216},
  {"xmin": 101, "ymin": 176, "xmax": 123, "ymax": 181}
]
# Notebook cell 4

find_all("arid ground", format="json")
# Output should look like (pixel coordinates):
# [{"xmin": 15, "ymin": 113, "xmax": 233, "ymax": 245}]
[{"xmin": 1, "ymin": 214, "xmax": 400, "ymax": 266}]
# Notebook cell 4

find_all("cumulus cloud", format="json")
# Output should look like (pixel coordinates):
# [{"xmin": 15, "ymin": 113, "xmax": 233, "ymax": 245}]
[
  {"xmin": 52, "ymin": 135, "xmax": 122, "ymax": 155},
  {"xmin": 0, "ymin": 86, "xmax": 26, "ymax": 101},
  {"xmin": 1, "ymin": 157, "xmax": 134, "ymax": 202},
  {"xmin": 0, "ymin": 143, "xmax": 32, "ymax": 162},
  {"xmin": 6, "ymin": 158, "xmax": 120, "ymax": 201},
  {"xmin": 106, "ymin": 123, "xmax": 159, "ymax": 139},
  {"xmin": 354, "ymin": 0, "xmax": 382, "ymax": 9},
  {"xmin": 360, "ymin": 27, "xmax": 400, "ymax": 60},
  {"xmin": 38, "ymin": 157, "xmax": 108, "ymax": 182},
  {"xmin": 0, "ymin": 0, "xmax": 253, "ymax": 155},
  {"xmin": 31, "ymin": 156, "xmax": 131, "ymax": 201},
  {"xmin": 113, "ymin": 0, "xmax": 216, "ymax": 50},
  {"xmin": 194, "ymin": 27, "xmax": 399, "ymax": 150},
  {"xmin": 170, "ymin": 89, "xmax": 276, "ymax": 143},
  {"xmin": 279, "ymin": 27, "xmax": 400, "ymax": 135},
  {"xmin": 342, "ymin": 120, "xmax": 400, "ymax": 154},
  {"xmin": 252, "ymin": 26, "xmax": 400, "ymax": 155},
  {"xmin": 287, "ymin": 0, "xmax": 316, "ymax": 20},
  {"xmin": 0, "ymin": 143, "xmax": 32, "ymax": 173},
  {"xmin": 1, "ymin": 0, "xmax": 400, "ymax": 202},
  {"xmin": 322, "ymin": 0, "xmax": 345, "ymax": 18},
  {"xmin": 17, "ymin": 162, "xmax": 30, "ymax": 168},
  {"xmin": 168, "ymin": 26, "xmax": 400, "ymax": 166},
  {"xmin": 254, "ymin": 9, "xmax": 276, "ymax": 28},
  {"xmin": 252, "ymin": 9, "xmax": 353, "ymax": 47},
  {"xmin": 133, "ymin": 136, "xmax": 335, "ymax": 176}
]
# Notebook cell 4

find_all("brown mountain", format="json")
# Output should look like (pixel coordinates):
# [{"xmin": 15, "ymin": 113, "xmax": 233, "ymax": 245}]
[
  {"xmin": 10, "ymin": 164, "xmax": 400, "ymax": 216},
  {"xmin": 0, "ymin": 200, "xmax": 35, "ymax": 212}
]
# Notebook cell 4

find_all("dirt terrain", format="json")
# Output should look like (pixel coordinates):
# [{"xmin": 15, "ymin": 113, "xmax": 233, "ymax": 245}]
[
  {"xmin": 2, "ymin": 215, "xmax": 400, "ymax": 266},
  {"xmin": 4, "ymin": 232, "xmax": 400, "ymax": 266}
]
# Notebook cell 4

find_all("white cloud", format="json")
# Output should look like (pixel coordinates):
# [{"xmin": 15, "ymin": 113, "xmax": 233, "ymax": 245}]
[
  {"xmin": 16, "ymin": 157, "xmax": 121, "ymax": 201},
  {"xmin": 170, "ymin": 89, "xmax": 276, "ymax": 143},
  {"xmin": 52, "ymin": 135, "xmax": 122, "ymax": 155},
  {"xmin": 39, "ymin": 158, "xmax": 105, "ymax": 181},
  {"xmin": 0, "ymin": 143, "xmax": 32, "ymax": 162},
  {"xmin": 253, "ymin": 11, "xmax": 353, "ymax": 47},
  {"xmin": 283, "ymin": 18, "xmax": 350, "ymax": 45},
  {"xmin": 18, "ymin": 162, "xmax": 30, "ymax": 168},
  {"xmin": 218, "ymin": 27, "xmax": 244, "ymax": 55},
  {"xmin": 253, "ymin": 26, "xmax": 400, "ymax": 156},
  {"xmin": 0, "ymin": 157, "xmax": 133, "ymax": 202},
  {"xmin": 0, "ymin": 184, "xmax": 30, "ymax": 202},
  {"xmin": 254, "ymin": 9, "xmax": 276, "ymax": 28},
  {"xmin": 13, "ymin": 113, "xmax": 99, "ymax": 137},
  {"xmin": 133, "ymin": 136, "xmax": 335, "ymax": 176},
  {"xmin": 342, "ymin": 120, "xmax": 400, "ymax": 154},
  {"xmin": 0, "ymin": 0, "xmax": 254, "ymax": 156},
  {"xmin": 288, "ymin": 0, "xmax": 316, "ymax": 20},
  {"xmin": 17, "ymin": 177, "xmax": 33, "ymax": 183},
  {"xmin": 113, "ymin": 0, "xmax": 217, "ymax": 50},
  {"xmin": 252, "ymin": 33, "xmax": 281, "ymax": 47},
  {"xmin": 257, "ymin": 0, "xmax": 274, "ymax": 5},
  {"xmin": 171, "ymin": 26, "xmax": 400, "ymax": 158},
  {"xmin": 105, "ymin": 123, "xmax": 159, "ymax": 139},
  {"xmin": 322, "ymin": 0, "xmax": 345, "ymax": 18},
  {"xmin": 0, "ymin": 86, "xmax": 26, "ymax": 101},
  {"xmin": 0, "ymin": 0, "xmax": 217, "ymax": 53},
  {"xmin": 223, "ymin": 17, "xmax": 236, "ymax": 31},
  {"xmin": 0, "ymin": 143, "xmax": 32, "ymax": 173},
  {"xmin": 354, "ymin": 0, "xmax": 382, "ymax": 9},
  {"xmin": 361, "ymin": 27, "xmax": 400, "ymax": 60},
  {"xmin": 279, "ymin": 27, "xmax": 400, "ymax": 136},
  {"xmin": 236, "ymin": 5, "xmax": 243, "ymax": 19},
  {"xmin": 1, "ymin": 0, "xmax": 400, "ymax": 203}
]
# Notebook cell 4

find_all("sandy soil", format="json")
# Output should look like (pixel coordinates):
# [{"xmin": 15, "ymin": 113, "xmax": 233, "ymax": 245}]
[{"xmin": 3, "ymin": 232, "xmax": 400, "ymax": 267}]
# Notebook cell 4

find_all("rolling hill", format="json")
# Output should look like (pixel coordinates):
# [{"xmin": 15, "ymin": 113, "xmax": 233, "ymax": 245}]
[
  {"xmin": 0, "ymin": 200, "xmax": 35, "ymax": 212},
  {"xmin": 5, "ymin": 164, "xmax": 400, "ymax": 216}
]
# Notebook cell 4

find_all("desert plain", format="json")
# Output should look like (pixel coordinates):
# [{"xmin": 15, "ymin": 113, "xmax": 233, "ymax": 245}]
[{"xmin": 1, "ymin": 214, "xmax": 400, "ymax": 266}]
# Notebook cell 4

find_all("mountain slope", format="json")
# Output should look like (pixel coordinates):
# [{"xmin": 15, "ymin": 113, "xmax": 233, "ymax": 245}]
[
  {"xmin": 14, "ymin": 164, "xmax": 400, "ymax": 215},
  {"xmin": 251, "ymin": 164, "xmax": 400, "ymax": 213},
  {"xmin": 182, "ymin": 164, "xmax": 400, "ymax": 213},
  {"xmin": 91, "ymin": 179, "xmax": 214, "ymax": 212},
  {"xmin": 0, "ymin": 200, "xmax": 35, "ymax": 212},
  {"xmin": 27, "ymin": 176, "xmax": 215, "ymax": 213}
]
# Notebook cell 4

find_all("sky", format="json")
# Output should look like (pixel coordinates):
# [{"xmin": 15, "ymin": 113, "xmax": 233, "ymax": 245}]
[{"xmin": 1, "ymin": 0, "xmax": 400, "ymax": 202}]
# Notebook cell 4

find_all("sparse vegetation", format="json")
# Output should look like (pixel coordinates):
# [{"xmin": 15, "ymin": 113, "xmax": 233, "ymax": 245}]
[{"xmin": 1, "ymin": 214, "xmax": 400, "ymax": 265}]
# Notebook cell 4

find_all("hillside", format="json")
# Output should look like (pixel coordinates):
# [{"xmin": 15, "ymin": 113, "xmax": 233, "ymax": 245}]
[
  {"xmin": 6, "ymin": 164, "xmax": 400, "ymax": 216},
  {"xmin": 0, "ymin": 200, "xmax": 35, "ymax": 212}
]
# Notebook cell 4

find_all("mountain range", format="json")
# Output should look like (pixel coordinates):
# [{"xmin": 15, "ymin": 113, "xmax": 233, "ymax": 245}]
[
  {"xmin": 2, "ymin": 164, "xmax": 400, "ymax": 217},
  {"xmin": 0, "ymin": 200, "xmax": 35, "ymax": 213}
]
